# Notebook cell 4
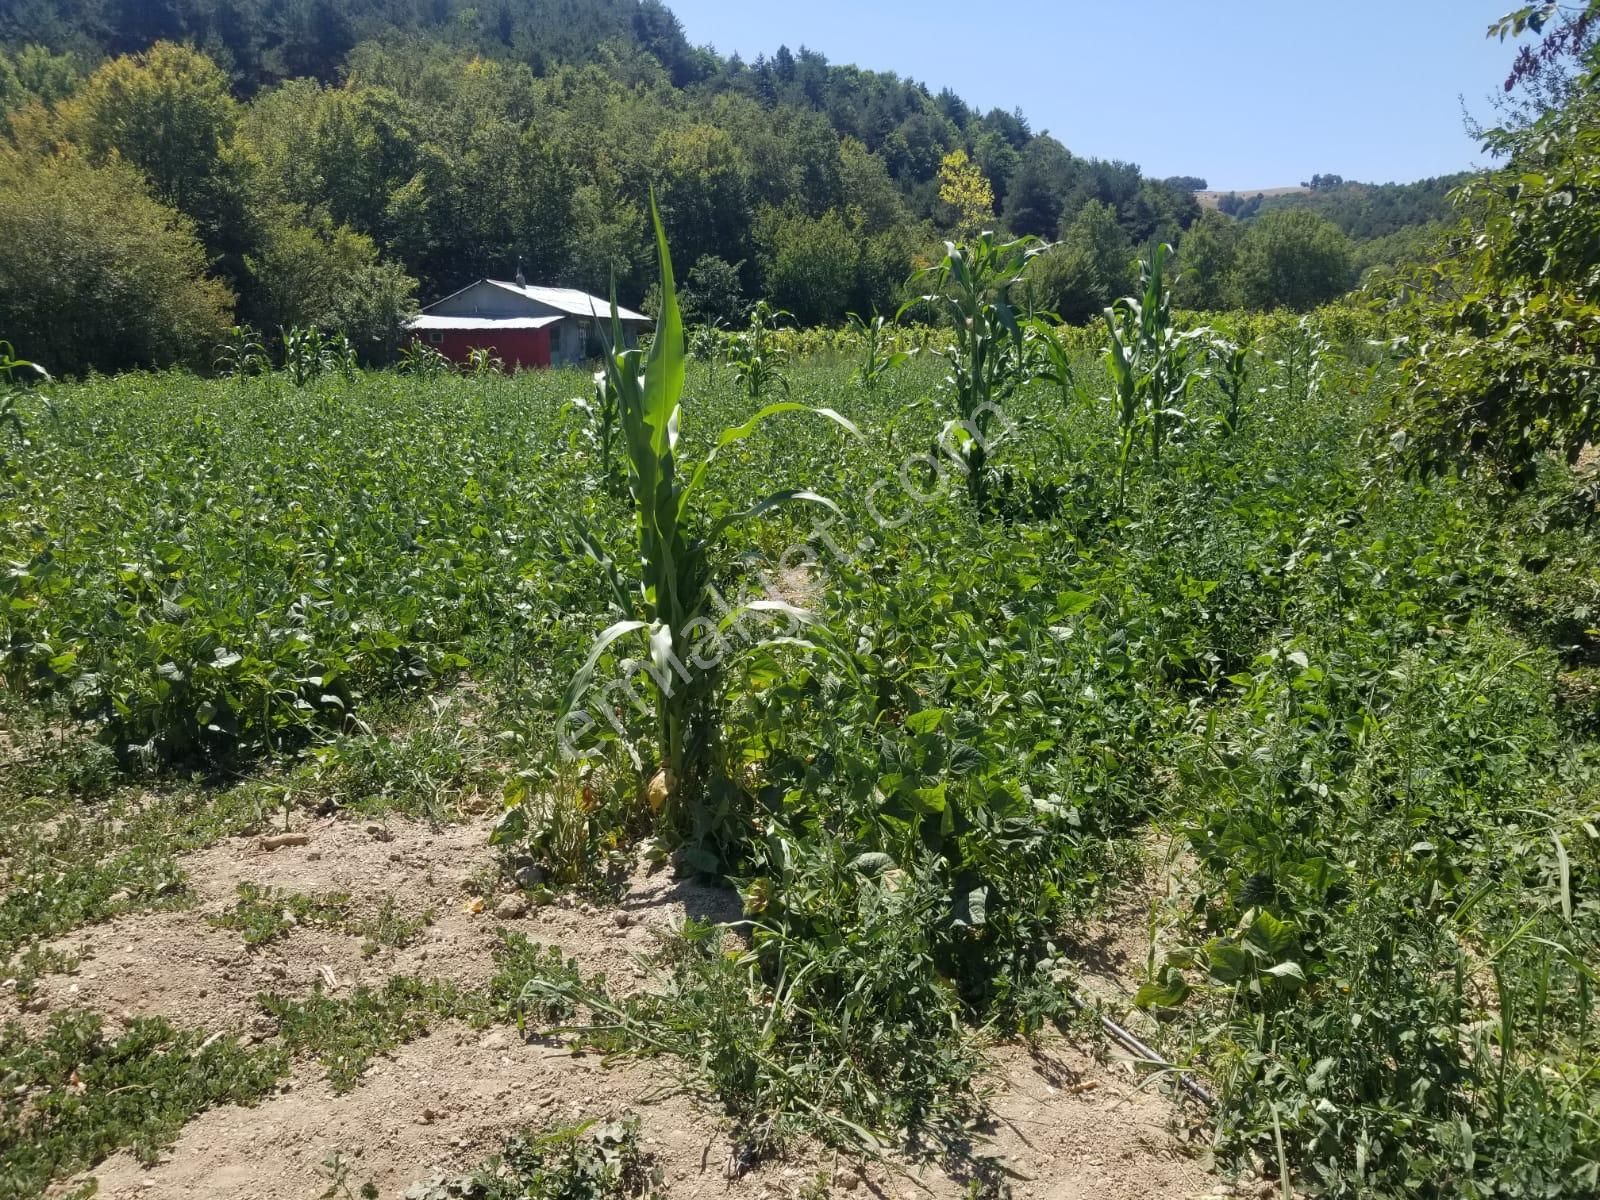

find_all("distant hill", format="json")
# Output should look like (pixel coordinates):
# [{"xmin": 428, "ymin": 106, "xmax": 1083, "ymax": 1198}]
[
  {"xmin": 1196, "ymin": 177, "xmax": 1468, "ymax": 240},
  {"xmin": 1196, "ymin": 187, "xmax": 1309, "ymax": 210}
]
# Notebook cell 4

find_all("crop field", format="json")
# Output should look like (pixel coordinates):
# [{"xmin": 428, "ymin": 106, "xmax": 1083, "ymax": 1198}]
[{"xmin": 3, "ymin": 232, "xmax": 1598, "ymax": 1200}]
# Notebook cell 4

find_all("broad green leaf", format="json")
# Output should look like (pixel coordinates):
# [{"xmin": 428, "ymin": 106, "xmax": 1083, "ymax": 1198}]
[
  {"xmin": 1135, "ymin": 966, "xmax": 1191, "ymax": 1009},
  {"xmin": 1205, "ymin": 938, "xmax": 1250, "ymax": 984},
  {"xmin": 848, "ymin": 852, "xmax": 896, "ymax": 876},
  {"xmin": 1056, "ymin": 590, "xmax": 1096, "ymax": 615},
  {"xmin": 563, "ymin": 619, "xmax": 650, "ymax": 715},
  {"xmin": 1246, "ymin": 910, "xmax": 1299, "ymax": 958}
]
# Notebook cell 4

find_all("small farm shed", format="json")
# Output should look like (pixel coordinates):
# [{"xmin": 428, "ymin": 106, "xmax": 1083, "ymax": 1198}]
[{"xmin": 406, "ymin": 278, "xmax": 651, "ymax": 369}]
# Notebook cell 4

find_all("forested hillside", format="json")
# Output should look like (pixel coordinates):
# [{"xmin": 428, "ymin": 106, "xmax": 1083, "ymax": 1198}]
[{"xmin": 3, "ymin": 0, "xmax": 1452, "ymax": 372}]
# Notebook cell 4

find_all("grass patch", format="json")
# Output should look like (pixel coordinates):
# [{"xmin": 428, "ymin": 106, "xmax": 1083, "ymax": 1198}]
[{"xmin": 259, "ymin": 930, "xmax": 577, "ymax": 1091}]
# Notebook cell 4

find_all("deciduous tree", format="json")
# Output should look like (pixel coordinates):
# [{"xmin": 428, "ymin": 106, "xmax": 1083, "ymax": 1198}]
[{"xmin": 0, "ymin": 148, "xmax": 233, "ymax": 374}]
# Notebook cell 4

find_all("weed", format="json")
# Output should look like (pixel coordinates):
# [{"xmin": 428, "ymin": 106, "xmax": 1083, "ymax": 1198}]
[
  {"xmin": 260, "ymin": 932, "xmax": 579, "ymax": 1091},
  {"xmin": 211, "ymin": 883, "xmax": 355, "ymax": 947},
  {"xmin": 0, "ymin": 1011, "xmax": 285, "ymax": 1199},
  {"xmin": 403, "ymin": 1115, "xmax": 658, "ymax": 1200},
  {"xmin": 1, "ymin": 946, "xmax": 82, "ymax": 1004},
  {"xmin": 300, "ymin": 697, "xmax": 492, "ymax": 822},
  {"xmin": 493, "ymin": 763, "xmax": 643, "ymax": 897},
  {"xmin": 487, "ymin": 932, "xmax": 602, "ymax": 1030},
  {"xmin": 0, "ymin": 784, "xmax": 267, "ymax": 961},
  {"xmin": 261, "ymin": 975, "xmax": 472, "ymax": 1092},
  {"xmin": 353, "ymin": 895, "xmax": 433, "ymax": 956},
  {"xmin": 519, "ymin": 917, "xmax": 980, "ymax": 1163},
  {"xmin": 319, "ymin": 1149, "xmax": 380, "ymax": 1200}
]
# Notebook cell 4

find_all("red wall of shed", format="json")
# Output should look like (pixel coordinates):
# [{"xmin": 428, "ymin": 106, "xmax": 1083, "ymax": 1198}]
[{"xmin": 417, "ymin": 328, "xmax": 551, "ymax": 369}]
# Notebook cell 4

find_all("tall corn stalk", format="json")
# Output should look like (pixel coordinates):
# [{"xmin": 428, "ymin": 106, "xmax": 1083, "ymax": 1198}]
[
  {"xmin": 1104, "ymin": 243, "xmax": 1203, "ymax": 506},
  {"xmin": 564, "ymin": 196, "xmax": 858, "ymax": 844},
  {"xmin": 0, "ymin": 341, "xmax": 51, "ymax": 477},
  {"xmin": 729, "ymin": 301, "xmax": 789, "ymax": 400},
  {"xmin": 563, "ymin": 368, "xmax": 624, "ymax": 495},
  {"xmin": 848, "ymin": 311, "xmax": 909, "ymax": 393},
  {"xmin": 919, "ymin": 233, "xmax": 1041, "ymax": 513}
]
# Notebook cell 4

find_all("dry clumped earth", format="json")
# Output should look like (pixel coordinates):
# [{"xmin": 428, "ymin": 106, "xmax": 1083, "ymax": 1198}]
[{"xmin": 4, "ymin": 813, "xmax": 1216, "ymax": 1200}]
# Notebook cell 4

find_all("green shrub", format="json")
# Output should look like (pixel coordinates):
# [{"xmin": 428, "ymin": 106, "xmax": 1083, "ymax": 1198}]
[{"xmin": 0, "ymin": 148, "xmax": 233, "ymax": 375}]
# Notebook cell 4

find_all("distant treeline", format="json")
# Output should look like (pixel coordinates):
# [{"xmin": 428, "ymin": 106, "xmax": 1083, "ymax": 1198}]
[
  {"xmin": 1217, "ymin": 173, "xmax": 1466, "ymax": 238},
  {"xmin": 0, "ymin": 0, "xmax": 1461, "ymax": 374}
]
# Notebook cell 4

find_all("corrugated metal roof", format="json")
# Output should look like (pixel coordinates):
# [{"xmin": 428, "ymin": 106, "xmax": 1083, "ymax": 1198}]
[
  {"xmin": 483, "ymin": 281, "xmax": 651, "ymax": 323},
  {"xmin": 408, "ymin": 314, "xmax": 565, "ymax": 331}
]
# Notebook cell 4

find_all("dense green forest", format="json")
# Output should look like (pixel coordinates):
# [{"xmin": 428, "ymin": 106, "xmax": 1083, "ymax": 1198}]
[{"xmin": 2, "ymin": 0, "xmax": 1447, "ymax": 374}]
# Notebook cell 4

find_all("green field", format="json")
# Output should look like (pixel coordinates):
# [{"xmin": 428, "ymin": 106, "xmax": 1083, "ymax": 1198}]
[{"xmin": 3, "ymin": 294, "xmax": 1598, "ymax": 1198}]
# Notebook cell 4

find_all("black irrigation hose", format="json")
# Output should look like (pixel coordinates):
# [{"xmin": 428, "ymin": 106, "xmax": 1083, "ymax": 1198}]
[{"xmin": 1069, "ymin": 991, "xmax": 1217, "ymax": 1108}]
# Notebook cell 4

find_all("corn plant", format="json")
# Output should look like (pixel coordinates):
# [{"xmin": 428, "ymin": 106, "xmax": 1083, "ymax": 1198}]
[
  {"xmin": 281, "ymin": 326, "xmax": 329, "ymax": 387},
  {"xmin": 1205, "ymin": 335, "xmax": 1253, "ymax": 436},
  {"xmin": 728, "ymin": 301, "xmax": 789, "ymax": 400},
  {"xmin": 396, "ymin": 341, "xmax": 451, "ymax": 378},
  {"xmin": 1266, "ymin": 316, "xmax": 1328, "ymax": 406},
  {"xmin": 1023, "ymin": 318, "xmax": 1082, "ymax": 411},
  {"xmin": 688, "ymin": 319, "xmax": 726, "ymax": 370},
  {"xmin": 326, "ymin": 333, "xmax": 360, "ymax": 383},
  {"xmin": 213, "ymin": 326, "xmax": 269, "ymax": 379},
  {"xmin": 1103, "ymin": 243, "xmax": 1205, "ymax": 506},
  {"xmin": 561, "ymin": 368, "xmax": 624, "ymax": 495},
  {"xmin": 0, "ymin": 341, "xmax": 51, "ymax": 476},
  {"xmin": 563, "ymin": 198, "xmax": 858, "ymax": 851},
  {"xmin": 847, "ymin": 311, "xmax": 909, "ymax": 393},
  {"xmin": 918, "ymin": 232, "xmax": 1042, "ymax": 512},
  {"xmin": 467, "ymin": 346, "xmax": 505, "ymax": 377}
]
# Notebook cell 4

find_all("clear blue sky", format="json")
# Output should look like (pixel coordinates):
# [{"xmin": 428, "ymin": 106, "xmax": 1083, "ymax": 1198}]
[{"xmin": 664, "ymin": 1, "xmax": 1516, "ymax": 190}]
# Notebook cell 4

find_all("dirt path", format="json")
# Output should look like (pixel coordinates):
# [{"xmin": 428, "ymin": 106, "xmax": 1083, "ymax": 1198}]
[{"xmin": 7, "ymin": 816, "xmax": 1216, "ymax": 1199}]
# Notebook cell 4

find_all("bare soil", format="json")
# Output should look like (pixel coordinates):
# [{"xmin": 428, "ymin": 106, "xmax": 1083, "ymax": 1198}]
[{"xmin": 7, "ymin": 814, "xmax": 1217, "ymax": 1199}]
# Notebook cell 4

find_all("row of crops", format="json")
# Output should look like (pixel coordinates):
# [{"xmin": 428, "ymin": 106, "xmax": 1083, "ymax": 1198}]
[{"xmin": 3, "ymin": 227, "xmax": 1598, "ymax": 1195}]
